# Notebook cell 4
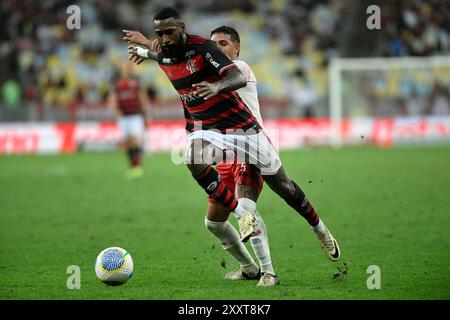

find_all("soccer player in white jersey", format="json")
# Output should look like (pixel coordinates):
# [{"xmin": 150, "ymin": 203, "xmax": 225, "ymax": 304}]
[{"xmin": 208, "ymin": 26, "xmax": 278, "ymax": 286}]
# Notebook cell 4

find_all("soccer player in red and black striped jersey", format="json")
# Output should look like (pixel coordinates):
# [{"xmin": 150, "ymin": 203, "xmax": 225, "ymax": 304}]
[
  {"xmin": 108, "ymin": 62, "xmax": 150, "ymax": 179},
  {"xmin": 123, "ymin": 7, "xmax": 341, "ymax": 274}
]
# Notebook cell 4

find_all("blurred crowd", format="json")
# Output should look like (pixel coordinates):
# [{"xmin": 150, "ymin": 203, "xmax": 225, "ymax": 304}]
[
  {"xmin": 0, "ymin": 0, "xmax": 449, "ymax": 121},
  {"xmin": 382, "ymin": 0, "xmax": 450, "ymax": 57}
]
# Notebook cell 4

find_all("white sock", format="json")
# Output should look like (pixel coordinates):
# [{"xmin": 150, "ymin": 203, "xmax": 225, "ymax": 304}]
[
  {"xmin": 312, "ymin": 219, "xmax": 326, "ymax": 235},
  {"xmin": 204, "ymin": 218, "xmax": 258, "ymax": 273},
  {"xmin": 232, "ymin": 198, "xmax": 276, "ymax": 275},
  {"xmin": 232, "ymin": 198, "xmax": 256, "ymax": 219},
  {"xmin": 250, "ymin": 210, "xmax": 275, "ymax": 275},
  {"xmin": 232, "ymin": 202, "xmax": 245, "ymax": 219}
]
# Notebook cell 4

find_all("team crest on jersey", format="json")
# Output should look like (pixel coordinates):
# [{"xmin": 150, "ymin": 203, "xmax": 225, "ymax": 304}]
[{"xmin": 186, "ymin": 58, "xmax": 198, "ymax": 74}]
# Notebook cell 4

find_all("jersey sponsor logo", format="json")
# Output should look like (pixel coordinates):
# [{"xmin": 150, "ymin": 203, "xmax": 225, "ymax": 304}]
[
  {"xmin": 205, "ymin": 52, "xmax": 220, "ymax": 68},
  {"xmin": 186, "ymin": 58, "xmax": 198, "ymax": 74},
  {"xmin": 162, "ymin": 58, "xmax": 171, "ymax": 64},
  {"xmin": 180, "ymin": 93, "xmax": 197, "ymax": 104}
]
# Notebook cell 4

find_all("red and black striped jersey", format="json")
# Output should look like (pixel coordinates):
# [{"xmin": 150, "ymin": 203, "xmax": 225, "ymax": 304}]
[
  {"xmin": 114, "ymin": 78, "xmax": 142, "ymax": 115},
  {"xmin": 157, "ymin": 34, "xmax": 261, "ymax": 133}
]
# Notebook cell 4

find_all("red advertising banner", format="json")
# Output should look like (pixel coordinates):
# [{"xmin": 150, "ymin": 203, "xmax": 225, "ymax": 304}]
[{"xmin": 1, "ymin": 117, "xmax": 450, "ymax": 154}]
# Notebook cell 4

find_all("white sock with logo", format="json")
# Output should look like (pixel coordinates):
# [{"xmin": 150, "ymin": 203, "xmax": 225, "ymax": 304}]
[
  {"xmin": 204, "ymin": 218, "xmax": 258, "ymax": 275},
  {"xmin": 233, "ymin": 198, "xmax": 276, "ymax": 275},
  {"xmin": 250, "ymin": 209, "xmax": 275, "ymax": 275}
]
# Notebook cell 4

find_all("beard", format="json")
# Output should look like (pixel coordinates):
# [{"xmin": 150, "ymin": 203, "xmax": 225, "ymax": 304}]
[{"xmin": 161, "ymin": 37, "xmax": 185, "ymax": 58}]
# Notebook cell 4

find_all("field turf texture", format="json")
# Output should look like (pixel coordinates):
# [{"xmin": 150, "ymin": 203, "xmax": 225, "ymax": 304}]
[{"xmin": 1, "ymin": 146, "xmax": 449, "ymax": 299}]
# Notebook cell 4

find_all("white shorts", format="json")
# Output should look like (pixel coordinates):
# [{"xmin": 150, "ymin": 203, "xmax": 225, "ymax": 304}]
[
  {"xmin": 187, "ymin": 130, "xmax": 282, "ymax": 175},
  {"xmin": 118, "ymin": 114, "xmax": 145, "ymax": 140}
]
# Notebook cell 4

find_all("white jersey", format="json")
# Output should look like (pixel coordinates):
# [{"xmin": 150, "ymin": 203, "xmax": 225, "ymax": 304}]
[{"xmin": 234, "ymin": 60, "xmax": 264, "ymax": 128}]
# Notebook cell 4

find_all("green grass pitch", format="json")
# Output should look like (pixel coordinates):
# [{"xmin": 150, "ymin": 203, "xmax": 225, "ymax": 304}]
[{"xmin": 1, "ymin": 147, "xmax": 449, "ymax": 300}]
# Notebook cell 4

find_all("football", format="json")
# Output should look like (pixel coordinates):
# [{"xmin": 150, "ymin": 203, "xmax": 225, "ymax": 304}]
[{"xmin": 95, "ymin": 247, "xmax": 133, "ymax": 286}]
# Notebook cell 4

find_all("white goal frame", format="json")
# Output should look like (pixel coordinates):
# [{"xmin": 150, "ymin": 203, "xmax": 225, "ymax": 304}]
[{"xmin": 328, "ymin": 56, "xmax": 450, "ymax": 148}]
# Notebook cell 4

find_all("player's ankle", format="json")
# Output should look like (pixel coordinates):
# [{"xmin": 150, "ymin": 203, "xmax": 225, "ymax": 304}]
[
  {"xmin": 242, "ymin": 263, "xmax": 259, "ymax": 277},
  {"xmin": 261, "ymin": 264, "xmax": 275, "ymax": 276},
  {"xmin": 312, "ymin": 219, "xmax": 326, "ymax": 234}
]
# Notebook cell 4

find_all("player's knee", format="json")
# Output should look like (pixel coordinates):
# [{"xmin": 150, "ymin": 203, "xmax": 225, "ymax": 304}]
[
  {"xmin": 204, "ymin": 217, "xmax": 223, "ymax": 231},
  {"xmin": 185, "ymin": 144, "xmax": 206, "ymax": 175},
  {"xmin": 128, "ymin": 136, "xmax": 140, "ymax": 148},
  {"xmin": 187, "ymin": 163, "xmax": 208, "ymax": 177},
  {"xmin": 238, "ymin": 197, "xmax": 257, "ymax": 213},
  {"xmin": 206, "ymin": 204, "xmax": 230, "ymax": 222},
  {"xmin": 185, "ymin": 140, "xmax": 219, "ymax": 166},
  {"xmin": 185, "ymin": 140, "xmax": 204, "ymax": 165},
  {"xmin": 204, "ymin": 217, "xmax": 213, "ymax": 230}
]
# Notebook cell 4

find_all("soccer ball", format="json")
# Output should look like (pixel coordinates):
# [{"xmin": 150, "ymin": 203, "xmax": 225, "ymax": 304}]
[{"xmin": 95, "ymin": 247, "xmax": 133, "ymax": 286}]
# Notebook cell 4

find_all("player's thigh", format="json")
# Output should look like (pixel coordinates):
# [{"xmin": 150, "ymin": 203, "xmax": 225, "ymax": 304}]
[
  {"xmin": 127, "ymin": 115, "xmax": 145, "ymax": 145},
  {"xmin": 128, "ymin": 135, "xmax": 142, "ymax": 148},
  {"xmin": 234, "ymin": 163, "xmax": 263, "ymax": 202},
  {"xmin": 236, "ymin": 184, "xmax": 260, "ymax": 202},
  {"xmin": 185, "ymin": 139, "xmax": 223, "ymax": 175},
  {"xmin": 118, "ymin": 117, "xmax": 129, "ymax": 141},
  {"xmin": 232, "ymin": 131, "xmax": 281, "ymax": 176},
  {"xmin": 206, "ymin": 202, "xmax": 231, "ymax": 222},
  {"xmin": 185, "ymin": 138, "xmax": 206, "ymax": 164}
]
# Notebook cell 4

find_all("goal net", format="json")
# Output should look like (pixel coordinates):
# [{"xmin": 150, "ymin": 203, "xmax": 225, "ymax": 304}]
[{"xmin": 328, "ymin": 56, "xmax": 450, "ymax": 147}]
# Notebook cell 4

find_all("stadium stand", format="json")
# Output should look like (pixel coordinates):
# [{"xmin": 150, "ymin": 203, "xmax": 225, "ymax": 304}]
[{"xmin": 0, "ymin": 0, "xmax": 449, "ymax": 121}]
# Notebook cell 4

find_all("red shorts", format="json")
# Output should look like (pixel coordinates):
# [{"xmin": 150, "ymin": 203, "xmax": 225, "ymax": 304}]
[{"xmin": 208, "ymin": 157, "xmax": 264, "ymax": 204}]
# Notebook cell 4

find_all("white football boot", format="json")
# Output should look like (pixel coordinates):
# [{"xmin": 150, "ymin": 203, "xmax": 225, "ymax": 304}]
[
  {"xmin": 257, "ymin": 273, "xmax": 280, "ymax": 287},
  {"xmin": 315, "ymin": 224, "xmax": 341, "ymax": 261}
]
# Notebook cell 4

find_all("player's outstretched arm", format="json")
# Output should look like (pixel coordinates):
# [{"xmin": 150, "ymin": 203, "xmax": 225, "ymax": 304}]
[
  {"xmin": 193, "ymin": 67, "xmax": 246, "ymax": 100},
  {"xmin": 123, "ymin": 30, "xmax": 159, "ymax": 62}
]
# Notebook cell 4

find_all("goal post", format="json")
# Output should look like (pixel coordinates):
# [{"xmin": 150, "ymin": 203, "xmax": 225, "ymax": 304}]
[{"xmin": 328, "ymin": 56, "xmax": 450, "ymax": 148}]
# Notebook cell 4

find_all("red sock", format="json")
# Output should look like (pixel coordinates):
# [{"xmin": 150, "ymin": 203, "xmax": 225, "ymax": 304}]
[
  {"xmin": 128, "ymin": 147, "xmax": 142, "ymax": 167},
  {"xmin": 131, "ymin": 154, "xmax": 141, "ymax": 167}
]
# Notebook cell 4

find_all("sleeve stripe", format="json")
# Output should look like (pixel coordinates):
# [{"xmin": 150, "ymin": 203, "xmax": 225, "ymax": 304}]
[{"xmin": 219, "ymin": 63, "xmax": 237, "ymax": 75}]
